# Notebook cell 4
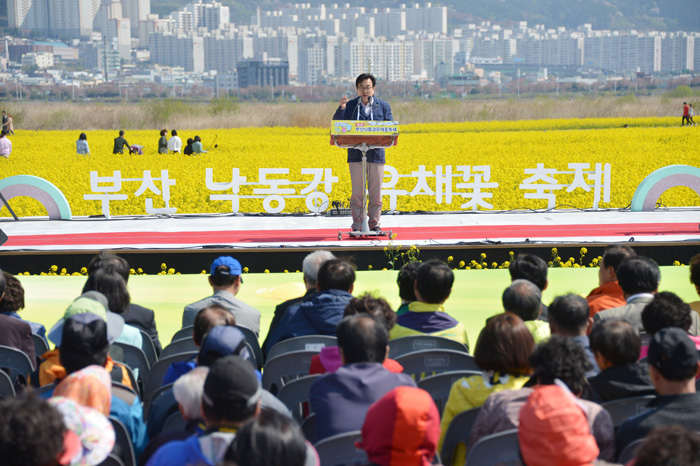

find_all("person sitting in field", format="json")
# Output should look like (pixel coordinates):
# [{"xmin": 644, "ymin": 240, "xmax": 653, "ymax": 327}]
[
  {"xmin": 130, "ymin": 144, "xmax": 144, "ymax": 155},
  {"xmin": 263, "ymin": 250, "xmax": 335, "ymax": 352},
  {"xmin": 439, "ymin": 312, "xmax": 535, "ymax": 465},
  {"xmin": 502, "ymin": 279, "xmax": 550, "ymax": 343},
  {"xmin": 0, "ymin": 129, "xmax": 12, "ymax": 159},
  {"xmin": 548, "ymin": 294, "xmax": 599, "ymax": 376},
  {"xmin": 0, "ymin": 271, "xmax": 46, "ymax": 339},
  {"xmin": 167, "ymin": 130, "xmax": 182, "ymax": 153},
  {"xmin": 76, "ymin": 132, "xmax": 90, "ymax": 155},
  {"xmin": 468, "ymin": 336, "xmax": 614, "ymax": 462},
  {"xmin": 309, "ymin": 293, "xmax": 403, "ymax": 375},
  {"xmin": 395, "ymin": 262, "xmax": 420, "ymax": 316},
  {"xmin": 191, "ymin": 135, "xmax": 207, "ymax": 154},
  {"xmin": 0, "ymin": 268, "xmax": 35, "ymax": 370},
  {"xmin": 688, "ymin": 254, "xmax": 700, "ymax": 314},
  {"xmin": 640, "ymin": 291, "xmax": 700, "ymax": 359},
  {"xmin": 310, "ymin": 314, "xmax": 416, "ymax": 442},
  {"xmin": 158, "ymin": 129, "xmax": 168, "ymax": 154},
  {"xmin": 389, "ymin": 260, "xmax": 468, "ymax": 346},
  {"xmin": 183, "ymin": 138, "xmax": 194, "ymax": 155},
  {"xmin": 509, "ymin": 253, "xmax": 550, "ymax": 321},
  {"xmin": 586, "ymin": 320, "xmax": 655, "ymax": 403},
  {"xmin": 113, "ymin": 130, "xmax": 130, "ymax": 154},
  {"xmin": 263, "ymin": 259, "xmax": 356, "ymax": 356},
  {"xmin": 586, "ymin": 245, "xmax": 636, "ymax": 316}
]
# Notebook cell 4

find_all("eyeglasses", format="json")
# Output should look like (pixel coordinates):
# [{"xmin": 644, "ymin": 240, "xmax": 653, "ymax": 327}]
[{"xmin": 358, "ymin": 85, "xmax": 374, "ymax": 91}]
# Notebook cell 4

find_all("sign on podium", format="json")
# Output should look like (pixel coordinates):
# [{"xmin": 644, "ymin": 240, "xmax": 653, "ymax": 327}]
[{"xmin": 330, "ymin": 121, "xmax": 399, "ymax": 149}]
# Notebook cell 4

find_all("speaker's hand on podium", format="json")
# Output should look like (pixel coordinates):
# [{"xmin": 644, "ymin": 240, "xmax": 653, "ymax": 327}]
[{"xmin": 339, "ymin": 96, "xmax": 349, "ymax": 109}]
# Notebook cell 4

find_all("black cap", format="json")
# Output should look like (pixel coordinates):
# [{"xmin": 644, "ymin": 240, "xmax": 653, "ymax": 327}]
[
  {"xmin": 59, "ymin": 313, "xmax": 110, "ymax": 374},
  {"xmin": 202, "ymin": 355, "xmax": 261, "ymax": 409},
  {"xmin": 648, "ymin": 327, "xmax": 699, "ymax": 380}
]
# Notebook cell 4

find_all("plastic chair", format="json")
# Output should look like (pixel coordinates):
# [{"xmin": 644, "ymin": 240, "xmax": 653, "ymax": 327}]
[
  {"xmin": 389, "ymin": 335, "xmax": 469, "ymax": 359},
  {"xmin": 161, "ymin": 338, "xmax": 197, "ymax": 359},
  {"xmin": 262, "ymin": 350, "xmax": 317, "ymax": 395},
  {"xmin": 139, "ymin": 329, "xmax": 158, "ymax": 366},
  {"xmin": 31, "ymin": 333, "xmax": 49, "ymax": 359},
  {"xmin": 171, "ymin": 326, "xmax": 194, "ymax": 342},
  {"xmin": 277, "ymin": 374, "xmax": 321, "ymax": 423},
  {"xmin": 440, "ymin": 407, "xmax": 483, "ymax": 466},
  {"xmin": 161, "ymin": 410, "xmax": 188, "ymax": 433},
  {"xmin": 618, "ymin": 437, "xmax": 645, "ymax": 464},
  {"xmin": 239, "ymin": 326, "xmax": 263, "ymax": 369},
  {"xmin": 142, "ymin": 352, "xmax": 196, "ymax": 407},
  {"xmin": 0, "ymin": 370, "xmax": 15, "ymax": 399},
  {"xmin": 109, "ymin": 417, "xmax": 136, "ymax": 466},
  {"xmin": 146, "ymin": 384, "xmax": 177, "ymax": 438},
  {"xmin": 464, "ymin": 429, "xmax": 520, "ymax": 466},
  {"xmin": 110, "ymin": 342, "xmax": 150, "ymax": 393},
  {"xmin": 394, "ymin": 349, "xmax": 479, "ymax": 381},
  {"xmin": 602, "ymin": 395, "xmax": 656, "ymax": 427},
  {"xmin": 302, "ymin": 413, "xmax": 317, "ymax": 443},
  {"xmin": 0, "ymin": 344, "xmax": 35, "ymax": 379},
  {"xmin": 417, "ymin": 370, "xmax": 481, "ymax": 415},
  {"xmin": 266, "ymin": 336, "xmax": 337, "ymax": 362},
  {"xmin": 98, "ymin": 454, "xmax": 126, "ymax": 466},
  {"xmin": 314, "ymin": 431, "xmax": 367, "ymax": 466}
]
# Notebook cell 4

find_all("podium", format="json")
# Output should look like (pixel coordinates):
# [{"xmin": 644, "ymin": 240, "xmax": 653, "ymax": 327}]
[{"xmin": 330, "ymin": 121, "xmax": 399, "ymax": 239}]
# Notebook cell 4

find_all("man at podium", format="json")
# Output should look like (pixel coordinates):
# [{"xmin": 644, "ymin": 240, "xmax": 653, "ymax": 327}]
[{"xmin": 333, "ymin": 73, "xmax": 394, "ymax": 232}]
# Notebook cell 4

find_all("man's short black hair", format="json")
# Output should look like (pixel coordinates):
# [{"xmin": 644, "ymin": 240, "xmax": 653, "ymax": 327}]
[
  {"xmin": 0, "ymin": 272, "xmax": 24, "ymax": 312},
  {"xmin": 397, "ymin": 262, "xmax": 420, "ymax": 302},
  {"xmin": 502, "ymin": 279, "xmax": 541, "ymax": 321},
  {"xmin": 601, "ymin": 245, "xmax": 636, "ymax": 272},
  {"xmin": 690, "ymin": 254, "xmax": 700, "ymax": 288},
  {"xmin": 355, "ymin": 73, "xmax": 376, "ymax": 88},
  {"xmin": 87, "ymin": 250, "xmax": 130, "ymax": 282},
  {"xmin": 548, "ymin": 294, "xmax": 590, "ymax": 335},
  {"xmin": 210, "ymin": 266, "xmax": 240, "ymax": 287},
  {"xmin": 589, "ymin": 320, "xmax": 640, "ymax": 366},
  {"xmin": 634, "ymin": 425, "xmax": 700, "ymax": 466},
  {"xmin": 529, "ymin": 335, "xmax": 593, "ymax": 395},
  {"xmin": 642, "ymin": 291, "xmax": 692, "ymax": 335},
  {"xmin": 336, "ymin": 314, "xmax": 387, "ymax": 364},
  {"xmin": 616, "ymin": 256, "xmax": 660, "ymax": 295},
  {"xmin": 0, "ymin": 394, "xmax": 67, "ymax": 466},
  {"xmin": 415, "ymin": 260, "xmax": 453, "ymax": 304},
  {"xmin": 508, "ymin": 254, "xmax": 548, "ymax": 291},
  {"xmin": 317, "ymin": 259, "xmax": 355, "ymax": 292},
  {"xmin": 119, "ymin": 130, "xmax": 125, "ymax": 136}
]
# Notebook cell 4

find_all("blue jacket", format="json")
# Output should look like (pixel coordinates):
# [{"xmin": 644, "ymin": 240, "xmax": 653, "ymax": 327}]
[
  {"xmin": 146, "ymin": 434, "xmax": 212, "ymax": 466},
  {"xmin": 332, "ymin": 96, "xmax": 393, "ymax": 163},
  {"xmin": 309, "ymin": 362, "xmax": 416, "ymax": 441},
  {"xmin": 263, "ymin": 289, "xmax": 353, "ymax": 356}
]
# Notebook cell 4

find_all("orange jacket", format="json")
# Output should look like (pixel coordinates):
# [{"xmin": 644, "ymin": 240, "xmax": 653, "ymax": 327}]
[
  {"xmin": 586, "ymin": 281, "xmax": 626, "ymax": 317},
  {"xmin": 36, "ymin": 349, "xmax": 133, "ymax": 389}
]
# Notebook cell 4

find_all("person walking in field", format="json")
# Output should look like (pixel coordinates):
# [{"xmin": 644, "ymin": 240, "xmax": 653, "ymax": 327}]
[
  {"xmin": 76, "ymin": 133, "xmax": 90, "ymax": 155},
  {"xmin": 0, "ymin": 130, "xmax": 11, "ymax": 159},
  {"xmin": 158, "ymin": 129, "xmax": 168, "ymax": 154},
  {"xmin": 690, "ymin": 104, "xmax": 696, "ymax": 126},
  {"xmin": 3, "ymin": 113, "xmax": 15, "ymax": 135},
  {"xmin": 682, "ymin": 102, "xmax": 690, "ymax": 126},
  {"xmin": 113, "ymin": 130, "xmax": 130, "ymax": 154}
]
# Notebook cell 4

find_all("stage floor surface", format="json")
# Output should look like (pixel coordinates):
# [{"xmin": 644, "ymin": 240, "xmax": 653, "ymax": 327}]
[{"xmin": 1, "ymin": 208, "xmax": 699, "ymax": 252}]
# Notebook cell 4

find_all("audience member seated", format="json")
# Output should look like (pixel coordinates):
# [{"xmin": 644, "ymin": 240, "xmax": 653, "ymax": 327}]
[
  {"xmin": 617, "ymin": 327, "xmax": 700, "ymax": 455},
  {"xmin": 0, "ymin": 268, "xmax": 35, "ymax": 370},
  {"xmin": 310, "ymin": 314, "xmax": 416, "ymax": 442},
  {"xmin": 395, "ymin": 262, "xmax": 420, "ymax": 316},
  {"xmin": 509, "ymin": 253, "xmax": 550, "ymax": 321},
  {"xmin": 586, "ymin": 320, "xmax": 655, "ymax": 403},
  {"xmin": 586, "ymin": 245, "xmax": 636, "ymax": 317},
  {"xmin": 548, "ymin": 294, "xmax": 599, "ymax": 376},
  {"xmin": 389, "ymin": 260, "xmax": 468, "ymax": 346},
  {"xmin": 263, "ymin": 259, "xmax": 356, "ymax": 355},
  {"xmin": 439, "ymin": 312, "xmax": 534, "ymax": 465},
  {"xmin": 631, "ymin": 425, "xmax": 700, "ymax": 466},
  {"xmin": 469, "ymin": 336, "xmax": 614, "ymax": 462},
  {"xmin": 0, "ymin": 394, "xmax": 76, "ymax": 466},
  {"xmin": 358, "ymin": 386, "xmax": 440, "ymax": 466},
  {"xmin": 82, "ymin": 267, "xmax": 143, "ymax": 348},
  {"xmin": 518, "ymin": 385, "xmax": 612, "ymax": 466},
  {"xmin": 594, "ymin": 256, "xmax": 700, "ymax": 334},
  {"xmin": 0, "ymin": 271, "xmax": 46, "ymax": 339},
  {"xmin": 146, "ymin": 356, "xmax": 262, "ymax": 466},
  {"xmin": 162, "ymin": 304, "xmax": 236, "ymax": 385},
  {"xmin": 502, "ymin": 279, "xmax": 550, "ymax": 343},
  {"xmin": 88, "ymin": 251, "xmax": 162, "ymax": 354},
  {"xmin": 262, "ymin": 250, "xmax": 335, "ymax": 351},
  {"xmin": 140, "ymin": 367, "xmax": 209, "ymax": 466},
  {"xmin": 182, "ymin": 256, "xmax": 261, "ymax": 335},
  {"xmin": 689, "ymin": 254, "xmax": 700, "ymax": 315},
  {"xmin": 37, "ymin": 292, "xmax": 134, "ymax": 389},
  {"xmin": 223, "ymin": 410, "xmax": 312, "ymax": 466},
  {"xmin": 640, "ymin": 291, "xmax": 700, "ymax": 359},
  {"xmin": 53, "ymin": 365, "xmax": 112, "ymax": 416},
  {"xmin": 309, "ymin": 293, "xmax": 403, "ymax": 375}
]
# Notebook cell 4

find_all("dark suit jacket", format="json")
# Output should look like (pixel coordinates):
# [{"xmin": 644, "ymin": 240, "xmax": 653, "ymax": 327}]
[
  {"xmin": 123, "ymin": 303, "xmax": 162, "ymax": 354},
  {"xmin": 262, "ymin": 289, "xmax": 316, "ymax": 354},
  {"xmin": 0, "ymin": 313, "xmax": 35, "ymax": 369},
  {"xmin": 332, "ymin": 95, "xmax": 394, "ymax": 163}
]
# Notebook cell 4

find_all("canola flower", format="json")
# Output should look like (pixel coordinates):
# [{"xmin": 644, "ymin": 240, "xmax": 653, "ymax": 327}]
[{"xmin": 1, "ymin": 117, "xmax": 699, "ymax": 217}]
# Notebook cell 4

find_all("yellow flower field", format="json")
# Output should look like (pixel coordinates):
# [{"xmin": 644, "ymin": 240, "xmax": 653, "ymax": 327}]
[{"xmin": 1, "ymin": 117, "xmax": 699, "ymax": 217}]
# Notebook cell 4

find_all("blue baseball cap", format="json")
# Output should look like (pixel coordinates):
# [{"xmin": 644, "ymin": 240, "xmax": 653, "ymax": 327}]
[
  {"xmin": 198, "ymin": 325, "xmax": 252, "ymax": 367},
  {"xmin": 210, "ymin": 256, "xmax": 243, "ymax": 277}
]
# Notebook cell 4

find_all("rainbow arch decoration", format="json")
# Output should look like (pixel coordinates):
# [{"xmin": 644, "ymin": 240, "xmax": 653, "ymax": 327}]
[
  {"xmin": 0, "ymin": 175, "xmax": 72, "ymax": 220},
  {"xmin": 630, "ymin": 165, "xmax": 700, "ymax": 212}
]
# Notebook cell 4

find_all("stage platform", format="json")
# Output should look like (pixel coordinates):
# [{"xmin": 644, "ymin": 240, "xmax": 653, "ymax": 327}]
[{"xmin": 1, "ymin": 208, "xmax": 699, "ymax": 253}]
